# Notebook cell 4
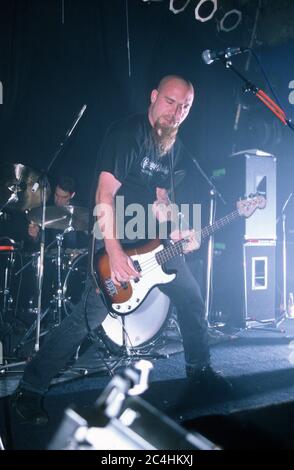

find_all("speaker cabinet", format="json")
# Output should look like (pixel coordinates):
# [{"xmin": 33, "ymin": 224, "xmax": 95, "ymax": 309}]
[
  {"xmin": 244, "ymin": 152, "xmax": 276, "ymax": 240},
  {"xmin": 244, "ymin": 241, "xmax": 276, "ymax": 322},
  {"xmin": 223, "ymin": 150, "xmax": 276, "ymax": 240},
  {"xmin": 213, "ymin": 150, "xmax": 277, "ymax": 326}
]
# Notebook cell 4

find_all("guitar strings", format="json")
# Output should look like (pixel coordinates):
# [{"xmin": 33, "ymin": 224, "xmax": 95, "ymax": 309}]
[
  {"xmin": 116, "ymin": 207, "xmax": 241, "ymax": 281},
  {"xmin": 131, "ymin": 209, "xmax": 240, "ymax": 274},
  {"xmin": 114, "ymin": 201, "xmax": 259, "ymax": 290}
]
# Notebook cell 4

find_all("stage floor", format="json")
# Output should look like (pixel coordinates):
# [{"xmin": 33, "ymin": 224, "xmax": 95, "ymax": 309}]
[{"xmin": 1, "ymin": 321, "xmax": 294, "ymax": 449}]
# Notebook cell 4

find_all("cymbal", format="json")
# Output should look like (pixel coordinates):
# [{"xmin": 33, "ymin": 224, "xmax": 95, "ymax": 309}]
[
  {"xmin": 27, "ymin": 205, "xmax": 89, "ymax": 232},
  {"xmin": 0, "ymin": 163, "xmax": 51, "ymax": 211},
  {"xmin": 64, "ymin": 205, "xmax": 89, "ymax": 232}
]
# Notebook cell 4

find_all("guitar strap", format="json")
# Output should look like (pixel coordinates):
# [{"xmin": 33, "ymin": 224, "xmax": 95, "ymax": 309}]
[{"xmin": 168, "ymin": 147, "xmax": 186, "ymax": 234}]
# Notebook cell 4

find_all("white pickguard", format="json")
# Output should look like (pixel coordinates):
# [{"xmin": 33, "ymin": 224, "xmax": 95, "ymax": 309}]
[{"xmin": 112, "ymin": 244, "xmax": 176, "ymax": 314}]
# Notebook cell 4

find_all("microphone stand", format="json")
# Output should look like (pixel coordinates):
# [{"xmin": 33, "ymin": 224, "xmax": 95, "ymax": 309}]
[
  {"xmin": 32, "ymin": 105, "xmax": 87, "ymax": 353},
  {"xmin": 205, "ymin": 189, "xmax": 216, "ymax": 324},
  {"xmin": 35, "ymin": 174, "xmax": 49, "ymax": 352},
  {"xmin": 281, "ymin": 193, "xmax": 293, "ymax": 318},
  {"xmin": 217, "ymin": 58, "xmax": 294, "ymax": 328},
  {"xmin": 188, "ymin": 154, "xmax": 226, "ymax": 206},
  {"xmin": 188, "ymin": 155, "xmax": 228, "ymax": 337},
  {"xmin": 218, "ymin": 58, "xmax": 294, "ymax": 132}
]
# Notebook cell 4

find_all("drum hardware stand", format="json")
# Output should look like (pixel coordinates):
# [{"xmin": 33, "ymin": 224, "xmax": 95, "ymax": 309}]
[
  {"xmin": 0, "ymin": 169, "xmax": 53, "ymax": 361},
  {"xmin": 0, "ymin": 108, "xmax": 87, "ymax": 374},
  {"xmin": 8, "ymin": 238, "xmax": 60, "ymax": 358},
  {"xmin": 34, "ymin": 172, "xmax": 50, "ymax": 353},
  {"xmin": 0, "ymin": 251, "xmax": 14, "ymax": 356},
  {"xmin": 32, "ymin": 104, "xmax": 87, "ymax": 354},
  {"xmin": 0, "ymin": 190, "xmax": 19, "ymax": 215},
  {"xmin": 0, "ymin": 359, "xmax": 27, "ymax": 374},
  {"xmin": 0, "ymin": 240, "xmax": 20, "ymax": 360},
  {"xmin": 0, "ymin": 252, "xmax": 15, "ymax": 323},
  {"xmin": 54, "ymin": 227, "xmax": 74, "ymax": 325},
  {"xmin": 106, "ymin": 315, "xmax": 168, "ymax": 375},
  {"xmin": 0, "ymin": 189, "xmax": 22, "ymax": 343},
  {"xmin": 161, "ymin": 307, "xmax": 182, "ymax": 342},
  {"xmin": 11, "ymin": 226, "xmax": 76, "ymax": 356},
  {"xmin": 11, "ymin": 306, "xmax": 51, "ymax": 357},
  {"xmin": 11, "ymin": 106, "xmax": 87, "ymax": 360},
  {"xmin": 14, "ymin": 238, "xmax": 57, "ymax": 278}
]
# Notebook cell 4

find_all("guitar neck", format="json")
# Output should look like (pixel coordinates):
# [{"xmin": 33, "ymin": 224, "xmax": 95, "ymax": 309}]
[
  {"xmin": 201, "ymin": 209, "xmax": 240, "ymax": 241},
  {"xmin": 156, "ymin": 209, "xmax": 241, "ymax": 265}
]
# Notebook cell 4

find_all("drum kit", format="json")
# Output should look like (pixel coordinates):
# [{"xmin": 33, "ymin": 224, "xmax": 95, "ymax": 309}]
[
  {"xmin": 0, "ymin": 163, "xmax": 180, "ymax": 369},
  {"xmin": 0, "ymin": 163, "xmax": 90, "ymax": 359}
]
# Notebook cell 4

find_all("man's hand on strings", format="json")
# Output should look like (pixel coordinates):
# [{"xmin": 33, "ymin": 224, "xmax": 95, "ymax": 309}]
[
  {"xmin": 170, "ymin": 229, "xmax": 200, "ymax": 254},
  {"xmin": 108, "ymin": 248, "xmax": 140, "ymax": 286}
]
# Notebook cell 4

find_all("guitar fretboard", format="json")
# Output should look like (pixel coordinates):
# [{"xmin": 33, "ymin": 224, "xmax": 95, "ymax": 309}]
[{"xmin": 155, "ymin": 209, "xmax": 240, "ymax": 265}]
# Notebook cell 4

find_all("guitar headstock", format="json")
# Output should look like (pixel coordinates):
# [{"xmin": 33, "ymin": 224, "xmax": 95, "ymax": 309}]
[{"xmin": 237, "ymin": 194, "xmax": 267, "ymax": 218}]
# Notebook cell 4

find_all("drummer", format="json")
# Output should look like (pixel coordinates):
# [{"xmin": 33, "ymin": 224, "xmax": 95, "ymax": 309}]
[
  {"xmin": 27, "ymin": 176, "xmax": 86, "ymax": 250},
  {"xmin": 28, "ymin": 176, "xmax": 75, "ymax": 240}
]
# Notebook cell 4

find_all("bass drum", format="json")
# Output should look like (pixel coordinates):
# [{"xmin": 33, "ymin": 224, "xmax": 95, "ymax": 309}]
[
  {"xmin": 102, "ymin": 287, "xmax": 170, "ymax": 349},
  {"xmin": 62, "ymin": 250, "xmax": 89, "ymax": 315},
  {"xmin": 62, "ymin": 251, "xmax": 171, "ymax": 349}
]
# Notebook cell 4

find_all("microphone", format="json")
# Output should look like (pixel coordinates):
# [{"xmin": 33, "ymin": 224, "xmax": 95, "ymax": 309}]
[
  {"xmin": 31, "ymin": 172, "xmax": 48, "ymax": 193},
  {"xmin": 202, "ymin": 47, "xmax": 249, "ymax": 65},
  {"xmin": 31, "ymin": 182, "xmax": 39, "ymax": 193},
  {"xmin": 66, "ymin": 104, "xmax": 87, "ymax": 137}
]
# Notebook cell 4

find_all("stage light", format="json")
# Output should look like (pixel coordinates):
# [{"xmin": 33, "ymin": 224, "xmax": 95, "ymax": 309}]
[
  {"xmin": 195, "ymin": 0, "xmax": 217, "ymax": 23},
  {"xmin": 169, "ymin": 0, "xmax": 192, "ymax": 15},
  {"xmin": 219, "ymin": 9, "xmax": 242, "ymax": 32}
]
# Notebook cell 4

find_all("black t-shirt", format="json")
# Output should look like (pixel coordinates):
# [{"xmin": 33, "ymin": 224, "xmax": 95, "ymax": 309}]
[{"xmin": 95, "ymin": 113, "xmax": 188, "ymax": 245}]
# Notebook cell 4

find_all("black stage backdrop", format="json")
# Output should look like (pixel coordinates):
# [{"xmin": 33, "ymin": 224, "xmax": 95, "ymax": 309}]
[
  {"xmin": 0, "ymin": 0, "xmax": 293, "ymax": 205},
  {"xmin": 0, "ymin": 0, "xmax": 294, "ymax": 320}
]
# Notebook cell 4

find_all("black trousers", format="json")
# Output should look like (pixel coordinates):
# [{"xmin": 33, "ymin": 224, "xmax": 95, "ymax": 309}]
[{"xmin": 20, "ymin": 256, "xmax": 210, "ymax": 394}]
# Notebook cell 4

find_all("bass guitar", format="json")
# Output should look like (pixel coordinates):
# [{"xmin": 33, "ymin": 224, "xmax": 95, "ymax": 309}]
[{"xmin": 95, "ymin": 195, "xmax": 266, "ymax": 315}]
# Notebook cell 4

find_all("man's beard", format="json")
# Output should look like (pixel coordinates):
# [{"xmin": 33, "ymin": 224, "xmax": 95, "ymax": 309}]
[{"xmin": 153, "ymin": 119, "xmax": 179, "ymax": 157}]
